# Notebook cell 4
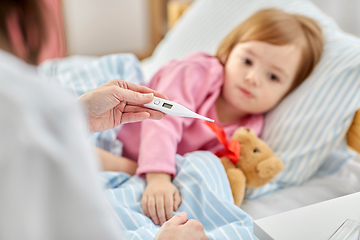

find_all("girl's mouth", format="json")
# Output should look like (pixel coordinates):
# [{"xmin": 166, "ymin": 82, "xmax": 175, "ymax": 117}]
[{"xmin": 239, "ymin": 87, "xmax": 254, "ymax": 98}]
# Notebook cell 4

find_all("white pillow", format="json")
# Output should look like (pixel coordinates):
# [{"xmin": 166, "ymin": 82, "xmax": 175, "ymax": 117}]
[{"xmin": 141, "ymin": 0, "xmax": 360, "ymax": 199}]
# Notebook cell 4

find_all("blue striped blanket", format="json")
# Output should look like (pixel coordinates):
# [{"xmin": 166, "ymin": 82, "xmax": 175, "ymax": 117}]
[
  {"xmin": 39, "ymin": 54, "xmax": 257, "ymax": 239},
  {"xmin": 100, "ymin": 151, "xmax": 256, "ymax": 240}
]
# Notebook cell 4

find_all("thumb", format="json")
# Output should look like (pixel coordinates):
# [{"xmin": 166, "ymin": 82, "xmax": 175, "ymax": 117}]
[
  {"xmin": 167, "ymin": 212, "xmax": 188, "ymax": 226},
  {"xmin": 118, "ymin": 88, "xmax": 154, "ymax": 105}
]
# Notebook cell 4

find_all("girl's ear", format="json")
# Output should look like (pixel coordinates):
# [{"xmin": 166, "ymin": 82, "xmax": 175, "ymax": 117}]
[
  {"xmin": 220, "ymin": 54, "xmax": 230, "ymax": 66},
  {"xmin": 220, "ymin": 56, "xmax": 227, "ymax": 65}
]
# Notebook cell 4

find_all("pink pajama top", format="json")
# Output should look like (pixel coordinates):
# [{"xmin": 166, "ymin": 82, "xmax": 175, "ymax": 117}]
[{"xmin": 117, "ymin": 52, "xmax": 264, "ymax": 177}]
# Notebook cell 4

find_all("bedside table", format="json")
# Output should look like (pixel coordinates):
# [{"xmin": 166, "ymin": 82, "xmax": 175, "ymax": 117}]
[{"xmin": 253, "ymin": 192, "xmax": 360, "ymax": 240}]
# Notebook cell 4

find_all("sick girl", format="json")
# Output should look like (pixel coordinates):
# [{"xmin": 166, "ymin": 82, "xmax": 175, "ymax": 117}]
[{"xmin": 102, "ymin": 9, "xmax": 323, "ymax": 225}]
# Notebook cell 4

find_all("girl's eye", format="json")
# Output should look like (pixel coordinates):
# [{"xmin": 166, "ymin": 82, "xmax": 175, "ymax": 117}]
[
  {"xmin": 268, "ymin": 73, "xmax": 279, "ymax": 82},
  {"xmin": 242, "ymin": 58, "xmax": 252, "ymax": 65}
]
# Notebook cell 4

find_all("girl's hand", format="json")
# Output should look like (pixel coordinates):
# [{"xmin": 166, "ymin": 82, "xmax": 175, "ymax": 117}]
[{"xmin": 142, "ymin": 173, "xmax": 182, "ymax": 225}]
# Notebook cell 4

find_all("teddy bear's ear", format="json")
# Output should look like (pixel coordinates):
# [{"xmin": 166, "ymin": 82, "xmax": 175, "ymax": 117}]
[
  {"xmin": 256, "ymin": 156, "xmax": 284, "ymax": 179},
  {"xmin": 232, "ymin": 127, "xmax": 253, "ymax": 143}
]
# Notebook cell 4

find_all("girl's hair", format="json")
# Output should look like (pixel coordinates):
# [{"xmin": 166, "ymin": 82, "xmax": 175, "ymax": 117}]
[
  {"xmin": 0, "ymin": 0, "xmax": 47, "ymax": 64},
  {"xmin": 216, "ymin": 9, "xmax": 324, "ymax": 93}
]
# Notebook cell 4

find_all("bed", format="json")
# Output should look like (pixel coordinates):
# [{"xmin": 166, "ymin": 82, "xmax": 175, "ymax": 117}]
[
  {"xmin": 38, "ymin": 0, "xmax": 360, "ymax": 239},
  {"xmin": 141, "ymin": 0, "xmax": 360, "ymax": 217}
]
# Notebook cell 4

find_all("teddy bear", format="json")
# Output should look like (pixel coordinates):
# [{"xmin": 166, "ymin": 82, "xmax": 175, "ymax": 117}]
[{"xmin": 206, "ymin": 123, "xmax": 284, "ymax": 207}]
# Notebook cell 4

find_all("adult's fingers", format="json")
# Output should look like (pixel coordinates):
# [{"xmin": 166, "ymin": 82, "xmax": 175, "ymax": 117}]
[
  {"xmin": 184, "ymin": 219, "xmax": 206, "ymax": 236},
  {"xmin": 120, "ymin": 112, "xmax": 150, "ymax": 125},
  {"xmin": 123, "ymin": 80, "xmax": 168, "ymax": 100},
  {"xmin": 123, "ymin": 105, "xmax": 166, "ymax": 120},
  {"xmin": 166, "ymin": 212, "xmax": 188, "ymax": 226},
  {"xmin": 108, "ymin": 79, "xmax": 168, "ymax": 101},
  {"xmin": 115, "ymin": 87, "xmax": 155, "ymax": 105}
]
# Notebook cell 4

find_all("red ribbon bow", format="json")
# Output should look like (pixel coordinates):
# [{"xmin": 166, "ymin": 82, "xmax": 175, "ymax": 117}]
[{"xmin": 205, "ymin": 122, "xmax": 241, "ymax": 164}]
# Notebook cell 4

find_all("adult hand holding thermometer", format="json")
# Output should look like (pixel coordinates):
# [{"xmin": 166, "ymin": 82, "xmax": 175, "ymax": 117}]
[{"xmin": 144, "ymin": 97, "xmax": 214, "ymax": 122}]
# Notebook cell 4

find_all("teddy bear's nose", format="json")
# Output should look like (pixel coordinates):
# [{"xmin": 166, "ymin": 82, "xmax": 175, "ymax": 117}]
[{"xmin": 245, "ymin": 128, "xmax": 250, "ymax": 132}]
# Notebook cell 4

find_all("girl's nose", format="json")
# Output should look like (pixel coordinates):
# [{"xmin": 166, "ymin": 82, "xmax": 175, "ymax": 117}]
[{"xmin": 244, "ymin": 71, "xmax": 260, "ymax": 87}]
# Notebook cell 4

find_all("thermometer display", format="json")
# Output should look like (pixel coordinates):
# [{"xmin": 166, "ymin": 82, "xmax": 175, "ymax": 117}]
[
  {"xmin": 143, "ymin": 97, "xmax": 214, "ymax": 122},
  {"xmin": 162, "ymin": 103, "xmax": 173, "ymax": 109}
]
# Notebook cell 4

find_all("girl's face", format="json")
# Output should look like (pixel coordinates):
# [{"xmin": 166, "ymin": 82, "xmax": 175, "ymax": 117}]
[{"xmin": 220, "ymin": 41, "xmax": 301, "ymax": 118}]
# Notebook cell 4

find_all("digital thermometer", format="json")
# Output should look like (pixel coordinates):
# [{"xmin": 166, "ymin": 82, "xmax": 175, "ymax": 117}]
[{"xmin": 144, "ymin": 97, "xmax": 215, "ymax": 122}]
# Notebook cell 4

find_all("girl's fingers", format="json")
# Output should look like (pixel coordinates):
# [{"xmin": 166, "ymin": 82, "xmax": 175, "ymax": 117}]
[
  {"xmin": 156, "ymin": 195, "xmax": 166, "ymax": 225},
  {"xmin": 165, "ymin": 193, "xmax": 174, "ymax": 221},
  {"xmin": 173, "ymin": 190, "xmax": 182, "ymax": 211},
  {"xmin": 141, "ymin": 196, "xmax": 149, "ymax": 217},
  {"xmin": 148, "ymin": 196, "xmax": 159, "ymax": 225}
]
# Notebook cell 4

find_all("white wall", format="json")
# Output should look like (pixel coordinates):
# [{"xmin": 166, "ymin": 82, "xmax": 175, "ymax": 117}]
[
  {"xmin": 62, "ymin": 0, "xmax": 360, "ymax": 57},
  {"xmin": 311, "ymin": 0, "xmax": 360, "ymax": 37},
  {"xmin": 62, "ymin": 0, "xmax": 151, "ymax": 56}
]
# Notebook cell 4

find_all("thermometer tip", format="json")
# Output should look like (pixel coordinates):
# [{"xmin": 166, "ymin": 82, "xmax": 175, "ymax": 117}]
[{"xmin": 205, "ymin": 118, "xmax": 215, "ymax": 122}]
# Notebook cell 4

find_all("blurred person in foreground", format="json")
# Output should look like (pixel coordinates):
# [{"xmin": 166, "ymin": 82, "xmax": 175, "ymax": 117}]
[{"xmin": 0, "ymin": 0, "xmax": 208, "ymax": 239}]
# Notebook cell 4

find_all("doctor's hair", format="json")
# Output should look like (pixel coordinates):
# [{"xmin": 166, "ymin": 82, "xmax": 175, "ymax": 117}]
[
  {"xmin": 216, "ymin": 8, "xmax": 324, "ymax": 93},
  {"xmin": 0, "ymin": 0, "xmax": 47, "ymax": 64}
]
